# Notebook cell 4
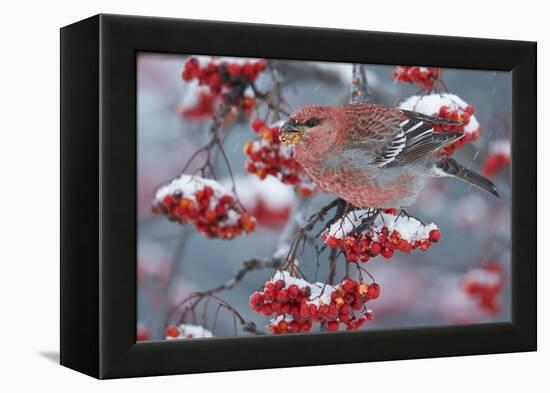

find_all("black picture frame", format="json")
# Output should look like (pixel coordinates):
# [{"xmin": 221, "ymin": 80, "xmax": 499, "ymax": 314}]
[{"xmin": 60, "ymin": 14, "xmax": 537, "ymax": 379}]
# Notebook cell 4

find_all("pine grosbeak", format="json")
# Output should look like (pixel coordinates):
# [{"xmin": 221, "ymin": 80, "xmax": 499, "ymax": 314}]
[{"xmin": 280, "ymin": 103, "xmax": 498, "ymax": 208}]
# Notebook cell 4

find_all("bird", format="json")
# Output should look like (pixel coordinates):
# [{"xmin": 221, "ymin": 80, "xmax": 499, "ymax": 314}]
[{"xmin": 279, "ymin": 103, "xmax": 498, "ymax": 208}]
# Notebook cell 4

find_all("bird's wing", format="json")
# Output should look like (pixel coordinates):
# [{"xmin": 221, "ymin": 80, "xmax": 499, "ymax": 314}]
[{"xmin": 343, "ymin": 104, "xmax": 463, "ymax": 167}]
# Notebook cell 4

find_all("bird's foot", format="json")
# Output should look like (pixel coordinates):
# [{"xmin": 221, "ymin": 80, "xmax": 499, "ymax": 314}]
[
  {"xmin": 350, "ymin": 208, "xmax": 381, "ymax": 235},
  {"xmin": 395, "ymin": 208, "xmax": 425, "ymax": 225}
]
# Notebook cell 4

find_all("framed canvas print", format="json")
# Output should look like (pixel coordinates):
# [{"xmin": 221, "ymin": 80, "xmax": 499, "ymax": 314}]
[{"xmin": 60, "ymin": 14, "xmax": 536, "ymax": 379}]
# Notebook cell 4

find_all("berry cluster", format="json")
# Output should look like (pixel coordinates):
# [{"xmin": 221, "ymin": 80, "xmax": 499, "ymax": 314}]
[
  {"xmin": 392, "ymin": 66, "xmax": 441, "ymax": 91},
  {"xmin": 166, "ymin": 324, "xmax": 213, "ymax": 340},
  {"xmin": 181, "ymin": 57, "xmax": 266, "ymax": 114},
  {"xmin": 435, "ymin": 104, "xmax": 480, "ymax": 154},
  {"xmin": 250, "ymin": 271, "xmax": 377, "ymax": 334},
  {"xmin": 323, "ymin": 210, "xmax": 440, "ymax": 263},
  {"xmin": 182, "ymin": 57, "xmax": 266, "ymax": 89},
  {"xmin": 180, "ymin": 90, "xmax": 217, "ymax": 120},
  {"xmin": 152, "ymin": 174, "xmax": 256, "ymax": 239},
  {"xmin": 481, "ymin": 140, "xmax": 511, "ymax": 177},
  {"xmin": 244, "ymin": 119, "xmax": 317, "ymax": 197},
  {"xmin": 398, "ymin": 94, "xmax": 482, "ymax": 155},
  {"xmin": 461, "ymin": 262, "xmax": 503, "ymax": 315}
]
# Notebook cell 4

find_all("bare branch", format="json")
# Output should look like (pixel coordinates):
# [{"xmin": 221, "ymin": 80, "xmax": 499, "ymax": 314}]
[
  {"xmin": 350, "ymin": 64, "xmax": 371, "ymax": 104},
  {"xmin": 282, "ymin": 198, "xmax": 346, "ymax": 272}
]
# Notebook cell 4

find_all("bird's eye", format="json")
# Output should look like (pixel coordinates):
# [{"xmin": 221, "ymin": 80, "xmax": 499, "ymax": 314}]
[{"xmin": 305, "ymin": 118, "xmax": 319, "ymax": 127}]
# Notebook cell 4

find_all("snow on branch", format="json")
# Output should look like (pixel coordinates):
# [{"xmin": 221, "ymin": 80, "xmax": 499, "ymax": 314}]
[
  {"xmin": 153, "ymin": 174, "xmax": 256, "ymax": 239},
  {"xmin": 323, "ymin": 209, "xmax": 440, "ymax": 263},
  {"xmin": 250, "ymin": 270, "xmax": 378, "ymax": 333}
]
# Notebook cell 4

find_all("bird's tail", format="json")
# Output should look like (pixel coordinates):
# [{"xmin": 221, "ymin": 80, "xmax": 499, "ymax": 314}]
[{"xmin": 435, "ymin": 157, "xmax": 499, "ymax": 197}]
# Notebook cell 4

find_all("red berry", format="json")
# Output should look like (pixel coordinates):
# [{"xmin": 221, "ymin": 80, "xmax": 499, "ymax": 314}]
[
  {"xmin": 276, "ymin": 289, "xmax": 289, "ymax": 302},
  {"xmin": 166, "ymin": 325, "xmax": 179, "ymax": 338},
  {"xmin": 344, "ymin": 293, "xmax": 356, "ymax": 305},
  {"xmin": 277, "ymin": 320, "xmax": 288, "ymax": 333},
  {"xmin": 263, "ymin": 288, "xmax": 275, "ymax": 300},
  {"xmin": 271, "ymin": 301, "xmax": 281, "ymax": 313},
  {"xmin": 254, "ymin": 60, "xmax": 266, "ymax": 72},
  {"xmin": 287, "ymin": 284, "xmax": 300, "ymax": 299},
  {"xmin": 249, "ymin": 292, "xmax": 264, "ymax": 309},
  {"xmin": 241, "ymin": 62, "xmax": 255, "ymax": 79},
  {"xmin": 251, "ymin": 119, "xmax": 265, "ymax": 132},
  {"xmin": 162, "ymin": 195, "xmax": 174, "ymax": 207},
  {"xmin": 419, "ymin": 240, "xmax": 431, "ymax": 251},
  {"xmin": 301, "ymin": 320, "xmax": 312, "ymax": 332},
  {"xmin": 342, "ymin": 278, "xmax": 356, "ymax": 292},
  {"xmin": 227, "ymin": 63, "xmax": 241, "ymax": 77},
  {"xmin": 274, "ymin": 279, "xmax": 285, "ymax": 290},
  {"xmin": 366, "ymin": 283, "xmax": 381, "ymax": 300},
  {"xmin": 397, "ymin": 239, "xmax": 410, "ymax": 252},
  {"xmin": 289, "ymin": 320, "xmax": 301, "ymax": 333},
  {"xmin": 429, "ymin": 229, "xmax": 441, "ymax": 242},
  {"xmin": 137, "ymin": 325, "xmax": 151, "ymax": 341},
  {"xmin": 326, "ymin": 321, "xmax": 339, "ymax": 331},
  {"xmin": 370, "ymin": 241, "xmax": 382, "ymax": 255},
  {"xmin": 346, "ymin": 251, "xmax": 359, "ymax": 263},
  {"xmin": 380, "ymin": 247, "xmax": 394, "ymax": 259},
  {"xmin": 326, "ymin": 236, "xmax": 340, "ymax": 248},
  {"xmin": 260, "ymin": 304, "xmax": 273, "ymax": 316}
]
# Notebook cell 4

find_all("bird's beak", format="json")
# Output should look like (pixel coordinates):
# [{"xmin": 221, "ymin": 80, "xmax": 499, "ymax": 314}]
[{"xmin": 280, "ymin": 119, "xmax": 302, "ymax": 146}]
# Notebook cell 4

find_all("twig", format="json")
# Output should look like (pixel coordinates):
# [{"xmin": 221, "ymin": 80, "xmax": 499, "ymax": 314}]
[
  {"xmin": 282, "ymin": 198, "xmax": 345, "ymax": 272},
  {"xmin": 167, "ymin": 257, "xmax": 281, "ymax": 329},
  {"xmin": 326, "ymin": 201, "xmax": 348, "ymax": 284},
  {"xmin": 351, "ymin": 64, "xmax": 371, "ymax": 104}
]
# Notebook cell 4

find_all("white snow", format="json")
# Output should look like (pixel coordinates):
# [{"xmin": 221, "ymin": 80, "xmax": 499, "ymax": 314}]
[
  {"xmin": 179, "ymin": 83, "xmax": 204, "ymax": 108},
  {"xmin": 308, "ymin": 283, "xmax": 336, "ymax": 307},
  {"xmin": 326, "ymin": 210, "xmax": 437, "ymax": 242},
  {"xmin": 154, "ymin": 174, "xmax": 229, "ymax": 204},
  {"xmin": 166, "ymin": 324, "xmax": 213, "ymax": 340},
  {"xmin": 489, "ymin": 139, "xmax": 511, "ymax": 156},
  {"xmin": 223, "ymin": 175, "xmax": 297, "ymax": 212},
  {"xmin": 269, "ymin": 270, "xmax": 336, "ymax": 306},
  {"xmin": 154, "ymin": 174, "xmax": 241, "ymax": 224},
  {"xmin": 398, "ymin": 93, "xmax": 480, "ymax": 134},
  {"xmin": 463, "ymin": 268, "xmax": 501, "ymax": 287},
  {"xmin": 190, "ymin": 55, "xmax": 263, "ymax": 67},
  {"xmin": 453, "ymin": 194, "xmax": 489, "ymax": 228},
  {"xmin": 270, "ymin": 315, "xmax": 295, "ymax": 325}
]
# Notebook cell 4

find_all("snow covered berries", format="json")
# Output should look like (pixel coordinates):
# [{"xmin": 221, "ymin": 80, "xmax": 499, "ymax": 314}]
[
  {"xmin": 398, "ymin": 94, "xmax": 481, "ymax": 154},
  {"xmin": 392, "ymin": 66, "xmax": 442, "ymax": 91},
  {"xmin": 461, "ymin": 262, "xmax": 503, "ymax": 314},
  {"xmin": 250, "ymin": 271, "xmax": 377, "ymax": 333},
  {"xmin": 152, "ymin": 174, "xmax": 256, "ymax": 239},
  {"xmin": 482, "ymin": 140, "xmax": 511, "ymax": 177},
  {"xmin": 244, "ymin": 119, "xmax": 317, "ymax": 197},
  {"xmin": 322, "ymin": 209, "xmax": 440, "ymax": 263},
  {"xmin": 166, "ymin": 324, "xmax": 213, "ymax": 339}
]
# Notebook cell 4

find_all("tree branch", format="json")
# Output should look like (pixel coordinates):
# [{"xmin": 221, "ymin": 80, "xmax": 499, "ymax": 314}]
[{"xmin": 351, "ymin": 64, "xmax": 371, "ymax": 104}]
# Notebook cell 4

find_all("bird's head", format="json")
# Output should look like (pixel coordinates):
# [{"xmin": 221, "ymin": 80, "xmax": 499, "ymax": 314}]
[{"xmin": 280, "ymin": 105, "xmax": 347, "ymax": 152}]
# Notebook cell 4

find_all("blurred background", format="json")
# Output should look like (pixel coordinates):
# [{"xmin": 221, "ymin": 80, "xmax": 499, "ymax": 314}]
[{"xmin": 137, "ymin": 53, "xmax": 511, "ymax": 341}]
